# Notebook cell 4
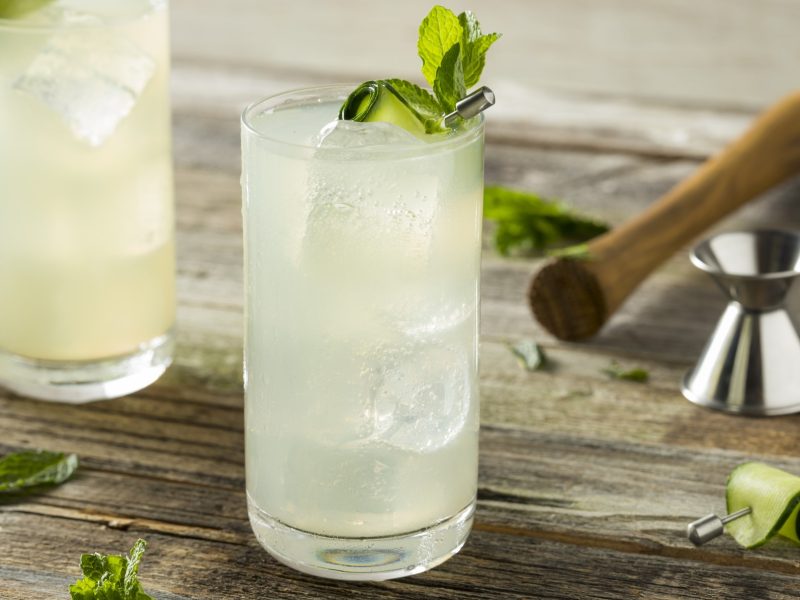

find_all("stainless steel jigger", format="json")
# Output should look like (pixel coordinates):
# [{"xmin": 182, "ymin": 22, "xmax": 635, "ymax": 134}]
[{"xmin": 682, "ymin": 229, "xmax": 800, "ymax": 416}]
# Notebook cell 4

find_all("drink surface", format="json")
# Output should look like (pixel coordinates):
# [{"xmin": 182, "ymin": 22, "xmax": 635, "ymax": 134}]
[
  {"xmin": 0, "ymin": 0, "xmax": 174, "ymax": 361},
  {"xmin": 243, "ymin": 98, "xmax": 483, "ymax": 537}
]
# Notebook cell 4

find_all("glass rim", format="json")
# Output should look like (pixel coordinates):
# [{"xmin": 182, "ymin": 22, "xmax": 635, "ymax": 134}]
[
  {"xmin": 241, "ymin": 83, "xmax": 485, "ymax": 161},
  {"xmin": 0, "ymin": 1, "xmax": 164, "ymax": 31}
]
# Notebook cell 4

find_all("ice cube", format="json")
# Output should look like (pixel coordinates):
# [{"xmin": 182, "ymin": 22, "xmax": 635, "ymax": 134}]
[
  {"xmin": 370, "ymin": 343, "xmax": 473, "ymax": 453},
  {"xmin": 314, "ymin": 119, "xmax": 422, "ymax": 150},
  {"xmin": 14, "ymin": 27, "xmax": 155, "ymax": 146}
]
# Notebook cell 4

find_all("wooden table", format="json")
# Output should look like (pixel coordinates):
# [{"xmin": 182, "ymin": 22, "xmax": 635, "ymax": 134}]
[{"xmin": 4, "ymin": 16, "xmax": 800, "ymax": 599}]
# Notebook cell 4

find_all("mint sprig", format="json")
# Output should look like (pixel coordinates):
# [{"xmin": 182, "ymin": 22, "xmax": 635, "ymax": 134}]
[
  {"xmin": 483, "ymin": 186, "xmax": 609, "ymax": 256},
  {"xmin": 340, "ymin": 5, "xmax": 500, "ymax": 134},
  {"xmin": 420, "ymin": 5, "xmax": 501, "ymax": 112},
  {"xmin": 0, "ymin": 450, "xmax": 78, "ymax": 493},
  {"xmin": 69, "ymin": 539, "xmax": 155, "ymax": 600}
]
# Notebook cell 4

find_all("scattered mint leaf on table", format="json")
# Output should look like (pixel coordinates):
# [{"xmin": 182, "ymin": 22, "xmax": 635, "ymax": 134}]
[
  {"xmin": 483, "ymin": 186, "xmax": 609, "ymax": 256},
  {"xmin": 0, "ymin": 0, "xmax": 54, "ymax": 18},
  {"xmin": 510, "ymin": 339, "xmax": 547, "ymax": 371},
  {"xmin": 602, "ymin": 362, "xmax": 649, "ymax": 383},
  {"xmin": 0, "ymin": 450, "xmax": 78, "ymax": 493},
  {"xmin": 70, "ymin": 539, "xmax": 155, "ymax": 600}
]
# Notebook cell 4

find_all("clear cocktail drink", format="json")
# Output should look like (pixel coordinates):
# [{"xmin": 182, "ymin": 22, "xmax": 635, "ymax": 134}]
[
  {"xmin": 242, "ymin": 85, "xmax": 484, "ymax": 579},
  {"xmin": 0, "ymin": 0, "xmax": 175, "ymax": 401}
]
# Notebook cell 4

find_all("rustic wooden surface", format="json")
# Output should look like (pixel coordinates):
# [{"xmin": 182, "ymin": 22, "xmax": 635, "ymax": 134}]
[{"xmin": 3, "ymin": 5, "xmax": 800, "ymax": 599}]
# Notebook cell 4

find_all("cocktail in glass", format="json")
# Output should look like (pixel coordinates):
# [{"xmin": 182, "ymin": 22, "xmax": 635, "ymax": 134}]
[
  {"xmin": 242, "ymin": 85, "xmax": 484, "ymax": 579},
  {"xmin": 0, "ymin": 0, "xmax": 175, "ymax": 401}
]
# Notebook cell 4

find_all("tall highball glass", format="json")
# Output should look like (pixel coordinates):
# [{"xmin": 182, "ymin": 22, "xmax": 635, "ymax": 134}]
[{"xmin": 242, "ymin": 85, "xmax": 484, "ymax": 580}]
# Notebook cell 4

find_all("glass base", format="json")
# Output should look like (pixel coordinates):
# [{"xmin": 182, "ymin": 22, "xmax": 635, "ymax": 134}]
[
  {"xmin": 0, "ymin": 331, "xmax": 174, "ymax": 403},
  {"xmin": 247, "ymin": 495, "xmax": 475, "ymax": 581}
]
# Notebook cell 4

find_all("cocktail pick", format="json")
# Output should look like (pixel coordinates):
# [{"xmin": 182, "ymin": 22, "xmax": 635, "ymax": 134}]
[
  {"xmin": 687, "ymin": 507, "xmax": 752, "ymax": 546},
  {"xmin": 442, "ymin": 86, "xmax": 495, "ymax": 127}
]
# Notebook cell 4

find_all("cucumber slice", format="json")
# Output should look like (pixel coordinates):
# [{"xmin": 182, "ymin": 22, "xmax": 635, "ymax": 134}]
[
  {"xmin": 338, "ymin": 81, "xmax": 430, "ymax": 139},
  {"xmin": 726, "ymin": 462, "xmax": 800, "ymax": 548},
  {"xmin": 0, "ymin": 0, "xmax": 54, "ymax": 19}
]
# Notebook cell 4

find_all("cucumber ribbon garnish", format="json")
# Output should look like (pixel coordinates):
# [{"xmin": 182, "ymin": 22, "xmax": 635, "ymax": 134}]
[{"xmin": 725, "ymin": 462, "xmax": 800, "ymax": 548}]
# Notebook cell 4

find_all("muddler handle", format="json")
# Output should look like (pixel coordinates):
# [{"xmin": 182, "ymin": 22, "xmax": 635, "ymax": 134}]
[{"xmin": 529, "ymin": 91, "xmax": 800, "ymax": 340}]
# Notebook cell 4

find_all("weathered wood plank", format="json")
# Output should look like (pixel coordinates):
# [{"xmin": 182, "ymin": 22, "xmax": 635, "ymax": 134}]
[
  {"xmin": 2, "ymin": 510, "xmax": 799, "ymax": 599},
  {"xmin": 3, "ymin": 372, "xmax": 800, "ymax": 578}
]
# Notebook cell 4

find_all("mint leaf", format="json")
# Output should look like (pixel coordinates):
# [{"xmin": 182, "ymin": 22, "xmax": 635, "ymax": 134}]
[
  {"xmin": 123, "ymin": 540, "xmax": 147, "ymax": 597},
  {"xmin": 458, "ymin": 11, "xmax": 501, "ymax": 88},
  {"xmin": 418, "ymin": 5, "xmax": 463, "ymax": 88},
  {"xmin": 0, "ymin": 0, "xmax": 55, "ymax": 18},
  {"xmin": 602, "ymin": 362, "xmax": 649, "ymax": 383},
  {"xmin": 510, "ymin": 339, "xmax": 547, "ymax": 372},
  {"xmin": 70, "ymin": 539, "xmax": 155, "ymax": 600},
  {"xmin": 483, "ymin": 186, "xmax": 609, "ymax": 256},
  {"xmin": 384, "ymin": 79, "xmax": 442, "ymax": 120},
  {"xmin": 433, "ymin": 43, "xmax": 465, "ymax": 113},
  {"xmin": 0, "ymin": 450, "xmax": 78, "ymax": 493},
  {"xmin": 464, "ymin": 33, "xmax": 501, "ymax": 88},
  {"xmin": 384, "ymin": 79, "xmax": 447, "ymax": 133}
]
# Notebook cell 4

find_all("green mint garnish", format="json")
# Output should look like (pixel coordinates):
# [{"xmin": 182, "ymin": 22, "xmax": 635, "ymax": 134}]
[
  {"xmin": 70, "ymin": 539, "xmax": 155, "ymax": 600},
  {"xmin": 483, "ymin": 185, "xmax": 609, "ymax": 256},
  {"xmin": 0, "ymin": 0, "xmax": 55, "ymax": 19},
  {"xmin": 432, "ymin": 43, "xmax": 465, "ymax": 113},
  {"xmin": 0, "ymin": 449, "xmax": 78, "ymax": 493},
  {"xmin": 340, "ymin": 5, "xmax": 500, "ymax": 135},
  {"xmin": 384, "ymin": 79, "xmax": 443, "ymax": 125},
  {"xmin": 602, "ymin": 362, "xmax": 649, "ymax": 383},
  {"xmin": 418, "ymin": 6, "xmax": 463, "ymax": 89},
  {"xmin": 459, "ymin": 12, "xmax": 501, "ymax": 88}
]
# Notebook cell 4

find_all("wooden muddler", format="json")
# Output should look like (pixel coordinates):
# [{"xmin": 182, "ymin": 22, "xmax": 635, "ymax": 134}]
[{"xmin": 529, "ymin": 92, "xmax": 800, "ymax": 341}]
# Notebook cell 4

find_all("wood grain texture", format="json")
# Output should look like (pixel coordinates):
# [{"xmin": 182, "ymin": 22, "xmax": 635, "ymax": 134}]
[{"xmin": 3, "ymin": 44, "xmax": 800, "ymax": 599}]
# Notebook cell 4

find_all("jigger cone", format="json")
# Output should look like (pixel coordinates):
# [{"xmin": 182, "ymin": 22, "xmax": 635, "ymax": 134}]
[{"xmin": 682, "ymin": 230, "xmax": 800, "ymax": 416}]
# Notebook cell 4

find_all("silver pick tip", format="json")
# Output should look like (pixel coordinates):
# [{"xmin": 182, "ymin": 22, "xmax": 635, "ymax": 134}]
[
  {"xmin": 686, "ymin": 507, "xmax": 751, "ymax": 546},
  {"xmin": 444, "ymin": 86, "xmax": 496, "ymax": 126}
]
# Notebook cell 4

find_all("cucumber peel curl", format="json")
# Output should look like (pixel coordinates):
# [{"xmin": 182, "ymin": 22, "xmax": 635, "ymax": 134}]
[{"xmin": 725, "ymin": 461, "xmax": 800, "ymax": 548}]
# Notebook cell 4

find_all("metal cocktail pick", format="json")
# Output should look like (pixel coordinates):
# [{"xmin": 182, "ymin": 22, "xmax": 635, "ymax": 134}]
[
  {"xmin": 442, "ymin": 86, "xmax": 495, "ymax": 127},
  {"xmin": 687, "ymin": 507, "xmax": 751, "ymax": 546}
]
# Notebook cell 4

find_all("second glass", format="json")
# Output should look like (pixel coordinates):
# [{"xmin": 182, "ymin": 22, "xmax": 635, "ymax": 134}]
[
  {"xmin": 242, "ymin": 85, "xmax": 485, "ymax": 580},
  {"xmin": 0, "ymin": 0, "xmax": 175, "ymax": 402}
]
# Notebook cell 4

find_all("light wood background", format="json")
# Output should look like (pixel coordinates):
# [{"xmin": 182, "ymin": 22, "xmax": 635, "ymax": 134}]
[{"xmin": 172, "ymin": 0, "xmax": 800, "ymax": 110}]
